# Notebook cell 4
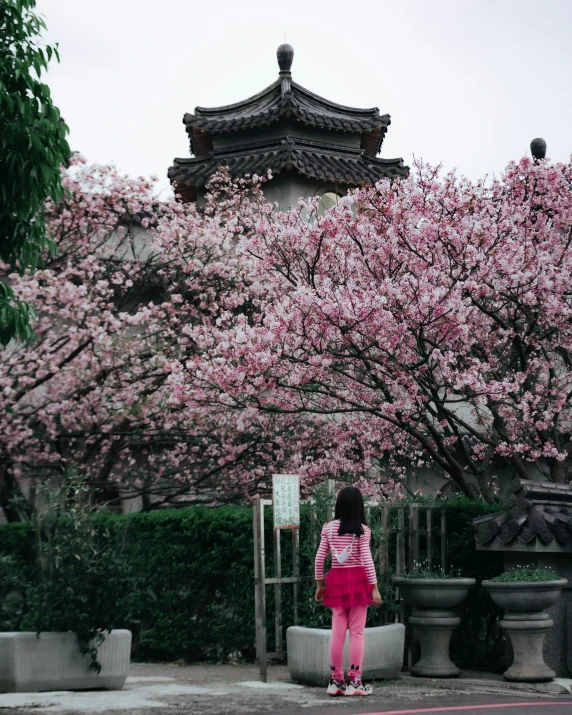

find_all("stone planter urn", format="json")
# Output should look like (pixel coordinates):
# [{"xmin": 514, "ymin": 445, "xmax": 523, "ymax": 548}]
[
  {"xmin": 392, "ymin": 576, "xmax": 476, "ymax": 677},
  {"xmin": 482, "ymin": 579, "xmax": 567, "ymax": 682}
]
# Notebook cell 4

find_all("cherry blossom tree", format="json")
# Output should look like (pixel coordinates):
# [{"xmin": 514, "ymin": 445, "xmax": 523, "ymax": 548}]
[
  {"xmin": 0, "ymin": 158, "xmax": 326, "ymax": 520},
  {"xmin": 171, "ymin": 156, "xmax": 572, "ymax": 503}
]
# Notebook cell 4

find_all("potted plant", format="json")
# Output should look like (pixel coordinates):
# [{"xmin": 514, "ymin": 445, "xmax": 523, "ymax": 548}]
[
  {"xmin": 0, "ymin": 469, "xmax": 132, "ymax": 693},
  {"xmin": 393, "ymin": 562, "xmax": 476, "ymax": 677},
  {"xmin": 482, "ymin": 568, "xmax": 567, "ymax": 683}
]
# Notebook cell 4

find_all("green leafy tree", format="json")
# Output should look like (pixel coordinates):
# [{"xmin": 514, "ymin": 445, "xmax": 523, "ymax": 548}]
[{"xmin": 0, "ymin": 0, "xmax": 70, "ymax": 345}]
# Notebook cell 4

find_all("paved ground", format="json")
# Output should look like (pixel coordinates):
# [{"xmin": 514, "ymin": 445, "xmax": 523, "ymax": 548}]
[{"xmin": 0, "ymin": 663, "xmax": 571, "ymax": 715}]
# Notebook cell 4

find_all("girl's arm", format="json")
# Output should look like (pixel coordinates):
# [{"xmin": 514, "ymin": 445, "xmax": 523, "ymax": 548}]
[
  {"xmin": 314, "ymin": 524, "xmax": 330, "ymax": 602},
  {"xmin": 314, "ymin": 523, "xmax": 330, "ymax": 581},
  {"xmin": 362, "ymin": 527, "xmax": 382, "ymax": 605}
]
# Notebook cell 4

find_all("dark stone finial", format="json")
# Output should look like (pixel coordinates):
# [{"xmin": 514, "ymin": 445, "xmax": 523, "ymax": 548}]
[
  {"xmin": 277, "ymin": 43, "xmax": 294, "ymax": 73},
  {"xmin": 530, "ymin": 138, "xmax": 547, "ymax": 160}
]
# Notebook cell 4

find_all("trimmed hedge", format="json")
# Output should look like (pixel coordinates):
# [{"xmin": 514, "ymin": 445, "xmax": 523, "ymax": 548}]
[
  {"xmin": 0, "ymin": 507, "xmax": 259, "ymax": 661},
  {"xmin": 0, "ymin": 498, "xmax": 504, "ymax": 667}
]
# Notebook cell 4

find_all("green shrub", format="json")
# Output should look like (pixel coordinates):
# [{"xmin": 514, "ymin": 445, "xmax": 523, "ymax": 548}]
[
  {"xmin": 400, "ymin": 571, "xmax": 465, "ymax": 579},
  {"xmin": 118, "ymin": 506, "xmax": 258, "ymax": 661},
  {"xmin": 0, "ymin": 523, "xmax": 35, "ymax": 631},
  {"xmin": 491, "ymin": 568, "xmax": 561, "ymax": 582}
]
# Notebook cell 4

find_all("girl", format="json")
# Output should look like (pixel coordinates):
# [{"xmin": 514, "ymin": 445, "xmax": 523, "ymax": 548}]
[{"xmin": 314, "ymin": 486, "xmax": 381, "ymax": 697}]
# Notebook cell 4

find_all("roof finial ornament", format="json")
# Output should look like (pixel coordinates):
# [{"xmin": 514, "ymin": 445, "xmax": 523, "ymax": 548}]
[
  {"xmin": 530, "ymin": 137, "xmax": 547, "ymax": 161},
  {"xmin": 277, "ymin": 43, "xmax": 294, "ymax": 96}
]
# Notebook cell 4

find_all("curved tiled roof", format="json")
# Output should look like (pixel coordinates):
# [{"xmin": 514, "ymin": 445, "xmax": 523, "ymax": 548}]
[
  {"xmin": 168, "ymin": 139, "xmax": 408, "ymax": 190},
  {"xmin": 185, "ymin": 80, "xmax": 390, "ymax": 136},
  {"xmin": 473, "ymin": 478, "xmax": 572, "ymax": 550}
]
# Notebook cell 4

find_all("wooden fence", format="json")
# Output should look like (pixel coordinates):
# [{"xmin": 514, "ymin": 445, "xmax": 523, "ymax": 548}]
[
  {"xmin": 374, "ymin": 503, "xmax": 448, "ymax": 575},
  {"xmin": 372, "ymin": 503, "xmax": 448, "ymax": 667}
]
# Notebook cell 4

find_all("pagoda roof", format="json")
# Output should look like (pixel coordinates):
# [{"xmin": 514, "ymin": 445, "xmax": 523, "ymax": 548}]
[
  {"xmin": 186, "ymin": 79, "xmax": 390, "ymax": 137},
  {"xmin": 169, "ymin": 44, "xmax": 408, "ymax": 196},
  {"xmin": 169, "ymin": 138, "xmax": 408, "ymax": 190}
]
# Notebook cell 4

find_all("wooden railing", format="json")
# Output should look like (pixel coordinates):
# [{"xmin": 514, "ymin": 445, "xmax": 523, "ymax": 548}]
[
  {"xmin": 369, "ymin": 503, "xmax": 448, "ymax": 667},
  {"xmin": 374, "ymin": 503, "xmax": 448, "ymax": 575}
]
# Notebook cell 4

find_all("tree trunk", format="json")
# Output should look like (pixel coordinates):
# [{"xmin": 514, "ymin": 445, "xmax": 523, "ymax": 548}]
[
  {"xmin": 0, "ymin": 465, "xmax": 31, "ymax": 522},
  {"xmin": 550, "ymin": 445, "xmax": 571, "ymax": 483},
  {"xmin": 477, "ymin": 469, "xmax": 498, "ymax": 504},
  {"xmin": 141, "ymin": 490, "xmax": 152, "ymax": 511}
]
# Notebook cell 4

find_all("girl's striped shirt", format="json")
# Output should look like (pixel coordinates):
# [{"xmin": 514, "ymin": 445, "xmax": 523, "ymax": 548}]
[{"xmin": 314, "ymin": 519, "xmax": 377, "ymax": 585}]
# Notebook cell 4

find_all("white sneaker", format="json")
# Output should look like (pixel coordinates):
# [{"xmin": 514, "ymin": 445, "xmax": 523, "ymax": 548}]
[
  {"xmin": 345, "ymin": 678, "xmax": 372, "ymax": 696},
  {"xmin": 326, "ymin": 678, "xmax": 347, "ymax": 696}
]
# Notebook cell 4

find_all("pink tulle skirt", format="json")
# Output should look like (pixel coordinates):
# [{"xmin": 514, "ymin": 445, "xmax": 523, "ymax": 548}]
[{"xmin": 323, "ymin": 566, "xmax": 373, "ymax": 608}]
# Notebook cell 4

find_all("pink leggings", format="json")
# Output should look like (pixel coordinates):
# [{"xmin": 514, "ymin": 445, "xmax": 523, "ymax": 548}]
[{"xmin": 330, "ymin": 605, "xmax": 368, "ymax": 681}]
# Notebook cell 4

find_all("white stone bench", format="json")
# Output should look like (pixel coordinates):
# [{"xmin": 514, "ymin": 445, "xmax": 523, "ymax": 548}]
[{"xmin": 286, "ymin": 623, "xmax": 405, "ymax": 687}]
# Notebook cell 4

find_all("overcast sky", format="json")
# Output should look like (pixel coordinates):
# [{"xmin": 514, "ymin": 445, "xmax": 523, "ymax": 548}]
[{"xmin": 37, "ymin": 0, "xmax": 572, "ymax": 197}]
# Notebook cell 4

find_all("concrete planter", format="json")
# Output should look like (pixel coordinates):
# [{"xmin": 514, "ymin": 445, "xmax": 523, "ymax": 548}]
[
  {"xmin": 482, "ymin": 579, "xmax": 567, "ymax": 683},
  {"xmin": 0, "ymin": 630, "xmax": 132, "ymax": 693},
  {"xmin": 392, "ymin": 577, "xmax": 476, "ymax": 678},
  {"xmin": 286, "ymin": 623, "xmax": 405, "ymax": 687}
]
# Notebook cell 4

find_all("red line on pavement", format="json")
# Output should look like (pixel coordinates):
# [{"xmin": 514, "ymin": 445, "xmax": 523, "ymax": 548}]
[{"xmin": 359, "ymin": 703, "xmax": 572, "ymax": 715}]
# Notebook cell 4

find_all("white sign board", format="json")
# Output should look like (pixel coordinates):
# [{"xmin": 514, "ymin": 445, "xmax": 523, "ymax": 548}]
[{"xmin": 272, "ymin": 474, "xmax": 300, "ymax": 529}]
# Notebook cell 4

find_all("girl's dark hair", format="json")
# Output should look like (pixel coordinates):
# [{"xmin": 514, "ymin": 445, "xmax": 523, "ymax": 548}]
[{"xmin": 334, "ymin": 486, "xmax": 366, "ymax": 537}]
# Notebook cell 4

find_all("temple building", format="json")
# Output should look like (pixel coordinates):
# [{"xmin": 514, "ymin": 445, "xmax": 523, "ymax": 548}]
[{"xmin": 168, "ymin": 44, "xmax": 408, "ymax": 209}]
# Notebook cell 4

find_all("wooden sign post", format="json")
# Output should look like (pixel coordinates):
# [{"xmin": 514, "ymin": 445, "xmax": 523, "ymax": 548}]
[{"xmin": 253, "ymin": 475, "xmax": 301, "ymax": 682}]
